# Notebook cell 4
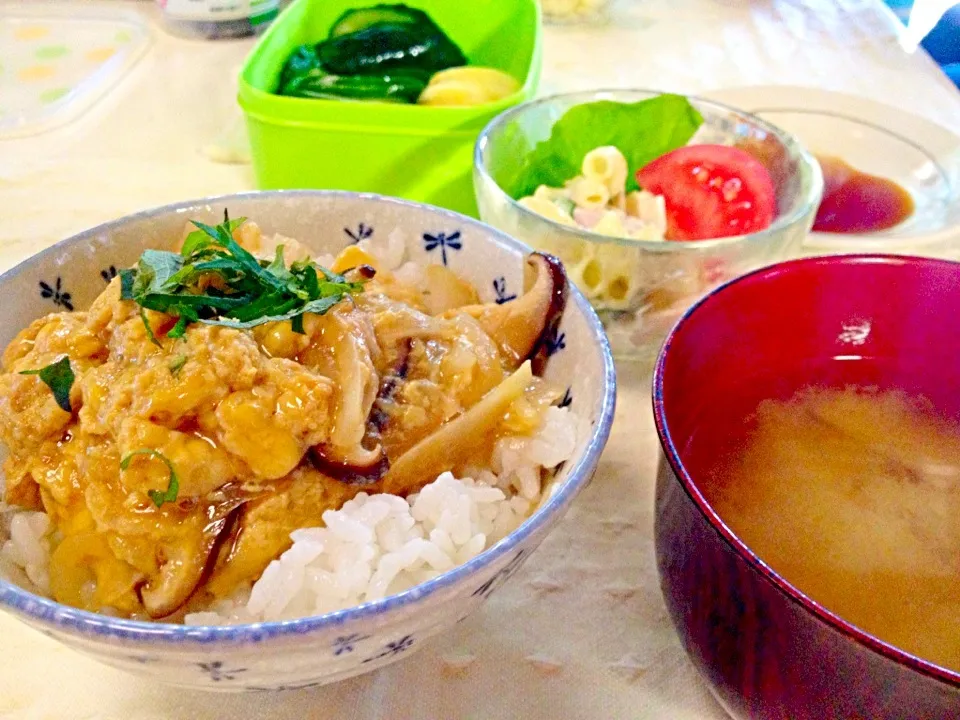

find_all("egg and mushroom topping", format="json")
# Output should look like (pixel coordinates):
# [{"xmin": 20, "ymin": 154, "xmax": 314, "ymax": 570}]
[{"xmin": 0, "ymin": 213, "xmax": 567, "ymax": 620}]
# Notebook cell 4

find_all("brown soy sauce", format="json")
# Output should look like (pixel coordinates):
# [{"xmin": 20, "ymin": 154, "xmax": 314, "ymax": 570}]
[{"xmin": 813, "ymin": 155, "xmax": 915, "ymax": 234}]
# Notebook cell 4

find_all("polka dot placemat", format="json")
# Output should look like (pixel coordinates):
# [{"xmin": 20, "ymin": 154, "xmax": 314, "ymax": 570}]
[{"xmin": 0, "ymin": 3, "xmax": 149, "ymax": 138}]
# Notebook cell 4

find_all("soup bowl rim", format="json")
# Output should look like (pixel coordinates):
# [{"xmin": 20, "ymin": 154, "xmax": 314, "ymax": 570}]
[{"xmin": 652, "ymin": 252, "xmax": 960, "ymax": 688}]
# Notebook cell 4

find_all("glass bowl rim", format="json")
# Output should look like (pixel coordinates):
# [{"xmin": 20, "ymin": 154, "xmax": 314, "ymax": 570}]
[{"xmin": 473, "ymin": 88, "xmax": 825, "ymax": 253}]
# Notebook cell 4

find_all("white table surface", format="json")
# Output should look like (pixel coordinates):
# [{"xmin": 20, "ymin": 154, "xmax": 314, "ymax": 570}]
[{"xmin": 1, "ymin": 1, "xmax": 959, "ymax": 718}]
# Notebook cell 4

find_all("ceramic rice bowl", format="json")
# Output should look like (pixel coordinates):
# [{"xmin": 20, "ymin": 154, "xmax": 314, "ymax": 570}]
[{"xmin": 0, "ymin": 191, "xmax": 616, "ymax": 691}]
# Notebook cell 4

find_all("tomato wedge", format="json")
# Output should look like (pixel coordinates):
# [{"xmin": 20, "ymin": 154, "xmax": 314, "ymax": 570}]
[{"xmin": 636, "ymin": 144, "xmax": 777, "ymax": 241}]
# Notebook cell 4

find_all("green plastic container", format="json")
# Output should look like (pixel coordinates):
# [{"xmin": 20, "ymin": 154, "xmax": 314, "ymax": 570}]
[{"xmin": 238, "ymin": 0, "xmax": 542, "ymax": 217}]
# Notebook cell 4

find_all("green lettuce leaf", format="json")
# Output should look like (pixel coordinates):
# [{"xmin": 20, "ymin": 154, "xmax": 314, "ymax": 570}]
[{"xmin": 512, "ymin": 94, "xmax": 704, "ymax": 198}]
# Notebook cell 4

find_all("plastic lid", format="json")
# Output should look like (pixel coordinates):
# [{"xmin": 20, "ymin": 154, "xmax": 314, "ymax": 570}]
[{"xmin": 0, "ymin": 2, "xmax": 150, "ymax": 139}]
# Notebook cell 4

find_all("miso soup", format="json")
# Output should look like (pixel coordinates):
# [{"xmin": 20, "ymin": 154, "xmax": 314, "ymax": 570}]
[{"xmin": 701, "ymin": 386, "xmax": 960, "ymax": 672}]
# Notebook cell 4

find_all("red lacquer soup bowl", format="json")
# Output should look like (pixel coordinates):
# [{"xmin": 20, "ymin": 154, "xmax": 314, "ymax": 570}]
[{"xmin": 652, "ymin": 255, "xmax": 960, "ymax": 719}]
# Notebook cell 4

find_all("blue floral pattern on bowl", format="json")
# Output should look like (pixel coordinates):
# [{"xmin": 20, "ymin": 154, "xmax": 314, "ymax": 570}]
[
  {"xmin": 492, "ymin": 276, "xmax": 518, "ymax": 304},
  {"xmin": 344, "ymin": 223, "xmax": 373, "ymax": 243},
  {"xmin": 0, "ymin": 191, "xmax": 616, "ymax": 691},
  {"xmin": 471, "ymin": 550, "xmax": 528, "ymax": 600},
  {"xmin": 332, "ymin": 633, "xmax": 369, "ymax": 656},
  {"xmin": 422, "ymin": 230, "xmax": 462, "ymax": 266},
  {"xmin": 361, "ymin": 635, "xmax": 415, "ymax": 664},
  {"xmin": 198, "ymin": 660, "xmax": 248, "ymax": 683},
  {"xmin": 544, "ymin": 325, "xmax": 566, "ymax": 357},
  {"xmin": 39, "ymin": 277, "xmax": 73, "ymax": 310}
]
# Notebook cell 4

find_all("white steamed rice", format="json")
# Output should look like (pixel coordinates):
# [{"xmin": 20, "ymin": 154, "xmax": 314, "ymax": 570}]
[
  {"xmin": 0, "ymin": 510, "xmax": 52, "ymax": 596},
  {"xmin": 0, "ymin": 406, "xmax": 578, "ymax": 624}
]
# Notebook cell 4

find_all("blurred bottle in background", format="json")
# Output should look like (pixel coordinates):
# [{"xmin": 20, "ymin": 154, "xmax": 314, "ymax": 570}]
[{"xmin": 157, "ymin": 0, "xmax": 279, "ymax": 39}]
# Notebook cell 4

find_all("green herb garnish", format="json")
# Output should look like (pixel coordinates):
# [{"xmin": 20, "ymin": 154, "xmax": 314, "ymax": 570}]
[
  {"xmin": 140, "ymin": 307, "xmax": 161, "ymax": 348},
  {"xmin": 510, "ymin": 94, "xmax": 705, "ymax": 198},
  {"xmin": 19, "ymin": 356, "xmax": 74, "ymax": 413},
  {"xmin": 119, "ymin": 211, "xmax": 366, "ymax": 341},
  {"xmin": 168, "ymin": 354, "xmax": 187, "ymax": 377},
  {"xmin": 120, "ymin": 449, "xmax": 179, "ymax": 508}
]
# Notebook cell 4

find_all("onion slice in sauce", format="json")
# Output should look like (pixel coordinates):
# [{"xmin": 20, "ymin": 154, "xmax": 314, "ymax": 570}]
[
  {"xmin": 382, "ymin": 360, "xmax": 533, "ymax": 496},
  {"xmin": 442, "ymin": 253, "xmax": 567, "ymax": 375}
]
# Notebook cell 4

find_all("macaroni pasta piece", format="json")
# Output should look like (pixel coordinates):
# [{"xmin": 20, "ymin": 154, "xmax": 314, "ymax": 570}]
[
  {"xmin": 515, "ymin": 145, "xmax": 694, "ymax": 312},
  {"xmin": 625, "ymin": 191, "xmax": 667, "ymax": 235},
  {"xmin": 517, "ymin": 146, "xmax": 667, "ymax": 242},
  {"xmin": 567, "ymin": 176, "xmax": 610, "ymax": 210},
  {"xmin": 592, "ymin": 210, "xmax": 626, "ymax": 238},
  {"xmin": 582, "ymin": 146, "xmax": 629, "ymax": 197},
  {"xmin": 518, "ymin": 196, "xmax": 578, "ymax": 227}
]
